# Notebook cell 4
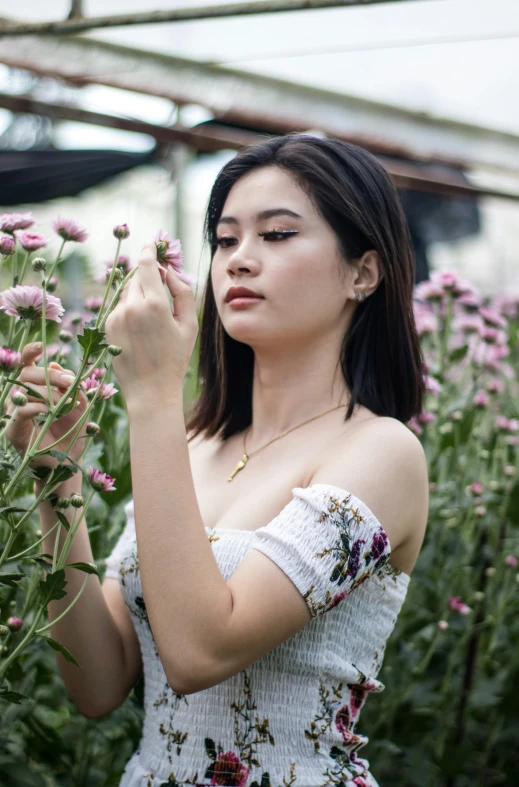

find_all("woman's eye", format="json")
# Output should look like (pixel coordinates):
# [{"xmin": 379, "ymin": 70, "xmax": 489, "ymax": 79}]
[
  {"xmin": 259, "ymin": 230, "xmax": 298, "ymax": 241},
  {"xmin": 215, "ymin": 236, "xmax": 237, "ymax": 248}
]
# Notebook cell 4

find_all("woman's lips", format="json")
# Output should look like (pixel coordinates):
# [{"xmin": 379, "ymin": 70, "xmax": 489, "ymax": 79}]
[{"xmin": 227, "ymin": 297, "xmax": 264, "ymax": 308}]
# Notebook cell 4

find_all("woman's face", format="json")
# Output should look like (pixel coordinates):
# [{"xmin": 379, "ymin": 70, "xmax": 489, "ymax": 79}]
[{"xmin": 211, "ymin": 165, "xmax": 354, "ymax": 349}]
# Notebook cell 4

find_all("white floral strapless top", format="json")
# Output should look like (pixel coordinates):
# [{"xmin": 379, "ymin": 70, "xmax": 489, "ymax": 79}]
[{"xmin": 103, "ymin": 483, "xmax": 411, "ymax": 787}]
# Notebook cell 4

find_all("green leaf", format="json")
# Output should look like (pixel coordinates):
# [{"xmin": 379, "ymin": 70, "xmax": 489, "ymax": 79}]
[
  {"xmin": 0, "ymin": 572, "xmax": 25, "ymax": 587},
  {"xmin": 77, "ymin": 325, "xmax": 108, "ymax": 356},
  {"xmin": 448, "ymin": 344, "xmax": 469, "ymax": 363},
  {"xmin": 37, "ymin": 635, "xmax": 81, "ymax": 667},
  {"xmin": 28, "ymin": 554, "xmax": 54, "ymax": 571},
  {"xmin": 38, "ymin": 569, "xmax": 67, "ymax": 604},
  {"xmin": 55, "ymin": 511, "xmax": 70, "ymax": 533},
  {"xmin": 0, "ymin": 505, "xmax": 28, "ymax": 518},
  {"xmin": 0, "ymin": 688, "xmax": 30, "ymax": 704},
  {"xmin": 64, "ymin": 561, "xmax": 100, "ymax": 577},
  {"xmin": 2, "ymin": 378, "xmax": 46, "ymax": 401}
]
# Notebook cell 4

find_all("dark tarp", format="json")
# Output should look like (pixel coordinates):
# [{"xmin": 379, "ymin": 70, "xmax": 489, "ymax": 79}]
[{"xmin": 0, "ymin": 147, "xmax": 156, "ymax": 205}]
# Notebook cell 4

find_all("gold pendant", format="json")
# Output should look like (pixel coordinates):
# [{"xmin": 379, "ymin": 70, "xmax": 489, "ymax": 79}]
[{"xmin": 227, "ymin": 454, "xmax": 249, "ymax": 482}]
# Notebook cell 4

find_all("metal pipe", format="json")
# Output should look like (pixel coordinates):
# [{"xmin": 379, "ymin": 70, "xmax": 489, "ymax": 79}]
[{"xmin": 0, "ymin": 0, "xmax": 429, "ymax": 36}]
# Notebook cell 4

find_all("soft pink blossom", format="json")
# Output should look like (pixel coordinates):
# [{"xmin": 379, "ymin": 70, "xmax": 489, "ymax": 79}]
[
  {"xmin": 491, "ymin": 293, "xmax": 519, "ymax": 318},
  {"xmin": 503, "ymin": 465, "xmax": 516, "ymax": 476},
  {"xmin": 6, "ymin": 616, "xmax": 24, "ymax": 631},
  {"xmin": 46, "ymin": 343, "xmax": 72, "ymax": 360},
  {"xmin": 0, "ymin": 235, "xmax": 15, "ymax": 256},
  {"xmin": 418, "ymin": 411, "xmax": 436, "ymax": 424},
  {"xmin": 155, "ymin": 230, "xmax": 184, "ymax": 273},
  {"xmin": 414, "ymin": 307, "xmax": 438, "ymax": 336},
  {"xmin": 89, "ymin": 467, "xmax": 116, "ymax": 492},
  {"xmin": 505, "ymin": 555, "xmax": 518, "ymax": 568},
  {"xmin": 479, "ymin": 326, "xmax": 507, "ymax": 345},
  {"xmin": 0, "ymin": 285, "xmax": 64, "ymax": 323},
  {"xmin": 0, "ymin": 212, "xmax": 34, "ymax": 232},
  {"xmin": 479, "ymin": 306, "xmax": 508, "ymax": 330},
  {"xmin": 0, "ymin": 346, "xmax": 21, "ymax": 371},
  {"xmin": 113, "ymin": 223, "xmax": 130, "ymax": 240},
  {"xmin": 407, "ymin": 416, "xmax": 423, "ymax": 436},
  {"xmin": 430, "ymin": 270, "xmax": 472, "ymax": 298},
  {"xmin": 15, "ymin": 231, "xmax": 48, "ymax": 251},
  {"xmin": 474, "ymin": 391, "xmax": 489, "ymax": 407},
  {"xmin": 85, "ymin": 296, "xmax": 103, "ymax": 313},
  {"xmin": 448, "ymin": 596, "xmax": 471, "ymax": 615},
  {"xmin": 457, "ymin": 291, "xmax": 482, "ymax": 311},
  {"xmin": 487, "ymin": 378, "xmax": 504, "ymax": 394},
  {"xmin": 437, "ymin": 620, "xmax": 449, "ymax": 631},
  {"xmin": 52, "ymin": 216, "xmax": 88, "ymax": 243},
  {"xmin": 81, "ymin": 374, "xmax": 117, "ymax": 400},
  {"xmin": 424, "ymin": 374, "xmax": 442, "ymax": 396},
  {"xmin": 91, "ymin": 367, "xmax": 106, "ymax": 379},
  {"xmin": 414, "ymin": 281, "xmax": 444, "ymax": 303},
  {"xmin": 470, "ymin": 482, "xmax": 484, "ymax": 495},
  {"xmin": 453, "ymin": 314, "xmax": 483, "ymax": 334}
]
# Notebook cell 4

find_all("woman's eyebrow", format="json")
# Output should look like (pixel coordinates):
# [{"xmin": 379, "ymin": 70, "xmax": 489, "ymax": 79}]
[{"xmin": 217, "ymin": 208, "xmax": 303, "ymax": 227}]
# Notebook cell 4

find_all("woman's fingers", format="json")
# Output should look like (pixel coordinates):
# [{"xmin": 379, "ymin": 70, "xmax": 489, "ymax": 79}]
[
  {"xmin": 19, "ymin": 342, "xmax": 43, "ymax": 368},
  {"xmin": 20, "ymin": 365, "xmax": 75, "ymax": 389}
]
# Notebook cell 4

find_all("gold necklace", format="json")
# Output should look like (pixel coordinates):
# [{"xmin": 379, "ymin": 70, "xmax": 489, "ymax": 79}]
[{"xmin": 227, "ymin": 404, "xmax": 348, "ymax": 482}]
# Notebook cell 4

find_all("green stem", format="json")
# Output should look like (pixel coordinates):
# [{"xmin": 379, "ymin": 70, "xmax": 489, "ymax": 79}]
[
  {"xmin": 0, "ymin": 604, "xmax": 45, "ymax": 679},
  {"xmin": 35, "ymin": 574, "xmax": 89, "ymax": 635},
  {"xmin": 16, "ymin": 251, "xmax": 30, "ymax": 287},
  {"xmin": 45, "ymin": 238, "xmax": 66, "ymax": 282},
  {"xmin": 40, "ymin": 275, "xmax": 53, "ymax": 405},
  {"xmin": 5, "ymin": 518, "xmax": 61, "ymax": 562},
  {"xmin": 98, "ymin": 266, "xmax": 138, "ymax": 331},
  {"xmin": 95, "ymin": 238, "xmax": 122, "ymax": 329},
  {"xmin": 56, "ymin": 489, "xmax": 95, "ymax": 571}
]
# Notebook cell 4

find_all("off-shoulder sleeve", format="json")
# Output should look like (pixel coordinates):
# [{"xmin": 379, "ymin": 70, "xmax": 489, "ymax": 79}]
[
  {"xmin": 103, "ymin": 499, "xmax": 136, "ymax": 580},
  {"xmin": 250, "ymin": 483, "xmax": 393, "ymax": 618}
]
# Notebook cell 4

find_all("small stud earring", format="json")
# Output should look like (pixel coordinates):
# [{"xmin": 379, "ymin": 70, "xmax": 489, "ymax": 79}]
[{"xmin": 354, "ymin": 290, "xmax": 366, "ymax": 303}]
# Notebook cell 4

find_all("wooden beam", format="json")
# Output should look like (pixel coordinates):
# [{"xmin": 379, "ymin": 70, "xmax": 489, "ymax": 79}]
[
  {"xmin": 1, "ymin": 91, "xmax": 517, "ymax": 201},
  {"xmin": 0, "ymin": 1, "xmax": 425, "ymax": 36}
]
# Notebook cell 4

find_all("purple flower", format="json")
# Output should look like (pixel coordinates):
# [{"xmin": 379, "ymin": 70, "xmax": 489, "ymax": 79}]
[
  {"xmin": 0, "ymin": 235, "xmax": 16, "ymax": 256},
  {"xmin": 505, "ymin": 555, "xmax": 518, "ymax": 568},
  {"xmin": 15, "ymin": 231, "xmax": 48, "ymax": 251},
  {"xmin": 347, "ymin": 539, "xmax": 366, "ymax": 579},
  {"xmin": 0, "ymin": 285, "xmax": 64, "ymax": 323},
  {"xmin": 0, "ymin": 212, "xmax": 34, "ymax": 233},
  {"xmin": 89, "ymin": 467, "xmax": 116, "ymax": 492},
  {"xmin": 84, "ymin": 296, "xmax": 103, "ymax": 313},
  {"xmin": 113, "ymin": 223, "xmax": 130, "ymax": 240},
  {"xmin": 52, "ymin": 216, "xmax": 88, "ymax": 243},
  {"xmin": 155, "ymin": 230, "xmax": 184, "ymax": 273},
  {"xmin": 371, "ymin": 530, "xmax": 389, "ymax": 561},
  {"xmin": 448, "ymin": 596, "xmax": 471, "ymax": 615},
  {"xmin": 0, "ymin": 347, "xmax": 21, "ymax": 371}
]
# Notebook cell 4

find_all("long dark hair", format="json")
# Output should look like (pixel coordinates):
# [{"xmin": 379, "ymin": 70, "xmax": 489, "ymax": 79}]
[{"xmin": 186, "ymin": 134, "xmax": 426, "ymax": 442}]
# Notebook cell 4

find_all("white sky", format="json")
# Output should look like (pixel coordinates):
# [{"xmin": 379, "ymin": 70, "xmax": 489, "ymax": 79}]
[{"xmin": 0, "ymin": 0, "xmax": 518, "ymax": 149}]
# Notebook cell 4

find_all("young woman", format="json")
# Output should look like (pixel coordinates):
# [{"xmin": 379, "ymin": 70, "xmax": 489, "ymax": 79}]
[{"xmin": 13, "ymin": 134, "xmax": 429, "ymax": 787}]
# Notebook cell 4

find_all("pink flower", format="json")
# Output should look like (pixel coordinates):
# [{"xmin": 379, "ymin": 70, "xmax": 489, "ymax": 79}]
[
  {"xmin": 418, "ymin": 411, "xmax": 436, "ymax": 424},
  {"xmin": 89, "ymin": 467, "xmax": 116, "ymax": 492},
  {"xmin": 487, "ymin": 378, "xmax": 504, "ymax": 394},
  {"xmin": 113, "ymin": 223, "xmax": 130, "ymax": 240},
  {"xmin": 52, "ymin": 216, "xmax": 88, "ymax": 243},
  {"xmin": 470, "ymin": 482, "xmax": 484, "ymax": 495},
  {"xmin": 84, "ymin": 296, "xmax": 103, "ymax": 313},
  {"xmin": 155, "ymin": 230, "xmax": 184, "ymax": 273},
  {"xmin": 505, "ymin": 555, "xmax": 518, "ymax": 568},
  {"xmin": 453, "ymin": 314, "xmax": 482, "ymax": 334},
  {"xmin": 0, "ymin": 285, "xmax": 64, "ymax": 323},
  {"xmin": 479, "ymin": 326, "xmax": 506, "ymax": 345},
  {"xmin": 46, "ymin": 343, "xmax": 72, "ymax": 360},
  {"xmin": 437, "ymin": 620, "xmax": 449, "ymax": 631},
  {"xmin": 6, "ymin": 616, "xmax": 24, "ymax": 631},
  {"xmin": 414, "ymin": 281, "xmax": 444, "ymax": 303},
  {"xmin": 430, "ymin": 270, "xmax": 472, "ymax": 298},
  {"xmin": 479, "ymin": 306, "xmax": 507, "ymax": 330},
  {"xmin": 0, "ymin": 212, "xmax": 34, "ymax": 232},
  {"xmin": 424, "ymin": 374, "xmax": 442, "ymax": 396},
  {"xmin": 0, "ymin": 346, "xmax": 21, "ymax": 371},
  {"xmin": 457, "ymin": 291, "xmax": 482, "ymax": 311},
  {"xmin": 448, "ymin": 596, "xmax": 471, "ymax": 615},
  {"xmin": 414, "ymin": 307, "xmax": 438, "ymax": 336},
  {"xmin": 473, "ymin": 391, "xmax": 489, "ymax": 407},
  {"xmin": 81, "ymin": 374, "xmax": 117, "ymax": 400},
  {"xmin": 15, "ymin": 231, "xmax": 48, "ymax": 251},
  {"xmin": 407, "ymin": 415, "xmax": 423, "ymax": 436},
  {"xmin": 91, "ymin": 367, "xmax": 106, "ymax": 379},
  {"xmin": 211, "ymin": 752, "xmax": 249, "ymax": 787},
  {"xmin": 0, "ymin": 235, "xmax": 16, "ymax": 256}
]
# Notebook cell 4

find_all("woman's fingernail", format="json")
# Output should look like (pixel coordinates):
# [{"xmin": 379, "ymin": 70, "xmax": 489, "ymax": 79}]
[{"xmin": 60, "ymin": 374, "xmax": 75, "ymax": 385}]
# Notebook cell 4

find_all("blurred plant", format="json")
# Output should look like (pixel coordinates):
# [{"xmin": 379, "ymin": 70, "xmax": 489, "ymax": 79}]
[{"xmin": 362, "ymin": 270, "xmax": 519, "ymax": 786}]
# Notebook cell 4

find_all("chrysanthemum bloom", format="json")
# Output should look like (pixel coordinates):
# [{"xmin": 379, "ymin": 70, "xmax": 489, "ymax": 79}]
[
  {"xmin": 6, "ymin": 616, "xmax": 24, "ymax": 631},
  {"xmin": 0, "ymin": 347, "xmax": 21, "ymax": 371},
  {"xmin": 113, "ymin": 223, "xmax": 130, "ymax": 240},
  {"xmin": 46, "ymin": 343, "xmax": 72, "ymax": 360},
  {"xmin": 448, "ymin": 596, "xmax": 471, "ymax": 615},
  {"xmin": 505, "ymin": 555, "xmax": 518, "ymax": 567},
  {"xmin": 16, "ymin": 231, "xmax": 48, "ymax": 251},
  {"xmin": 430, "ymin": 270, "xmax": 472, "ymax": 298},
  {"xmin": 418, "ymin": 411, "xmax": 436, "ymax": 425},
  {"xmin": 414, "ymin": 281, "xmax": 444, "ymax": 303},
  {"xmin": 155, "ymin": 230, "xmax": 184, "ymax": 273},
  {"xmin": 0, "ymin": 212, "xmax": 34, "ymax": 233},
  {"xmin": 473, "ymin": 391, "xmax": 489, "ymax": 408},
  {"xmin": 52, "ymin": 216, "xmax": 88, "ymax": 243},
  {"xmin": 406, "ymin": 415, "xmax": 423, "ymax": 436},
  {"xmin": 423, "ymin": 374, "xmax": 442, "ymax": 396},
  {"xmin": 0, "ymin": 285, "xmax": 64, "ymax": 323},
  {"xmin": 413, "ymin": 307, "xmax": 438, "ymax": 336},
  {"xmin": 470, "ymin": 482, "xmax": 484, "ymax": 495},
  {"xmin": 452, "ymin": 314, "xmax": 483, "ymax": 335},
  {"xmin": 479, "ymin": 306, "xmax": 508, "ymax": 330},
  {"xmin": 491, "ymin": 293, "xmax": 519, "ymax": 318},
  {"xmin": 84, "ymin": 296, "xmax": 103, "ymax": 313},
  {"xmin": 81, "ymin": 374, "xmax": 117, "ymax": 400},
  {"xmin": 487, "ymin": 378, "xmax": 504, "ymax": 394},
  {"xmin": 457, "ymin": 291, "xmax": 482, "ymax": 312},
  {"xmin": 89, "ymin": 466, "xmax": 116, "ymax": 492},
  {"xmin": 91, "ymin": 367, "xmax": 106, "ymax": 379},
  {"xmin": 0, "ymin": 235, "xmax": 15, "ymax": 256}
]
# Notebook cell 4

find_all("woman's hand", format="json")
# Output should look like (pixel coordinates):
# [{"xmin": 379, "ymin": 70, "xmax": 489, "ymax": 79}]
[
  {"xmin": 4, "ymin": 342, "xmax": 89, "ymax": 470},
  {"xmin": 104, "ymin": 243, "xmax": 199, "ymax": 409}
]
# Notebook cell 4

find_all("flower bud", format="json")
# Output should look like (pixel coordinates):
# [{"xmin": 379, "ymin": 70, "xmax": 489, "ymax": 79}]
[
  {"xmin": 0, "ymin": 235, "xmax": 15, "ymax": 256},
  {"xmin": 7, "ymin": 616, "xmax": 23, "ymax": 631},
  {"xmin": 475, "ymin": 505, "xmax": 486, "ymax": 517},
  {"xmin": 113, "ymin": 224, "xmax": 130, "ymax": 240},
  {"xmin": 11, "ymin": 390, "xmax": 28, "ymax": 407},
  {"xmin": 108, "ymin": 345, "xmax": 122, "ymax": 356},
  {"xmin": 46, "ymin": 277, "xmax": 58, "ymax": 293},
  {"xmin": 71, "ymin": 313, "xmax": 82, "ymax": 325},
  {"xmin": 56, "ymin": 497, "xmax": 71, "ymax": 510},
  {"xmin": 59, "ymin": 330, "xmax": 73, "ymax": 343},
  {"xmin": 86, "ymin": 388, "xmax": 98, "ymax": 400},
  {"xmin": 31, "ymin": 257, "xmax": 47, "ymax": 272},
  {"xmin": 473, "ymin": 591, "xmax": 485, "ymax": 602},
  {"xmin": 503, "ymin": 465, "xmax": 516, "ymax": 476},
  {"xmin": 86, "ymin": 421, "xmax": 101, "ymax": 436},
  {"xmin": 35, "ymin": 529, "xmax": 42, "ymax": 537},
  {"xmin": 0, "ymin": 624, "xmax": 9, "ymax": 637},
  {"xmin": 437, "ymin": 620, "xmax": 449, "ymax": 631},
  {"xmin": 505, "ymin": 555, "xmax": 518, "ymax": 568},
  {"xmin": 438, "ymin": 422, "xmax": 453, "ymax": 435},
  {"xmin": 489, "ymin": 480, "xmax": 501, "ymax": 491},
  {"xmin": 70, "ymin": 493, "xmax": 84, "ymax": 508},
  {"xmin": 485, "ymin": 567, "xmax": 496, "ymax": 577}
]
